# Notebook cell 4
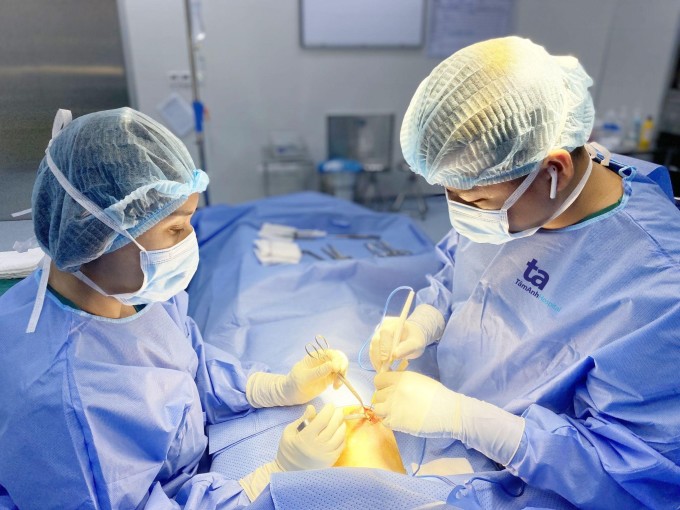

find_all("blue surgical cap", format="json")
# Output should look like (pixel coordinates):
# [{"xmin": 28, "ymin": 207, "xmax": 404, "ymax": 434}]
[
  {"xmin": 32, "ymin": 107, "xmax": 209, "ymax": 272},
  {"xmin": 401, "ymin": 37, "xmax": 595, "ymax": 189}
]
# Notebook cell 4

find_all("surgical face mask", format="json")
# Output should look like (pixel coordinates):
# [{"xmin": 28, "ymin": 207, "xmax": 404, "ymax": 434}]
[
  {"xmin": 447, "ymin": 158, "xmax": 593, "ymax": 244},
  {"xmin": 74, "ymin": 231, "xmax": 199, "ymax": 305}
]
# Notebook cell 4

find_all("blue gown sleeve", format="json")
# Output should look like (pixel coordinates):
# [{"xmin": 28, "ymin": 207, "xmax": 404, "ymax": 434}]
[
  {"xmin": 187, "ymin": 315, "xmax": 270, "ymax": 425},
  {"xmin": 507, "ymin": 312, "xmax": 680, "ymax": 509},
  {"xmin": 415, "ymin": 229, "xmax": 458, "ymax": 322},
  {"xmin": 509, "ymin": 408, "xmax": 680, "ymax": 509}
]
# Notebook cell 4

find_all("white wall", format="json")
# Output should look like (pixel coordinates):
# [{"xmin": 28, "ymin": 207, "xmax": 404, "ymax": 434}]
[
  {"xmin": 515, "ymin": 0, "xmax": 680, "ymax": 120},
  {"xmin": 118, "ymin": 0, "xmax": 680, "ymax": 205}
]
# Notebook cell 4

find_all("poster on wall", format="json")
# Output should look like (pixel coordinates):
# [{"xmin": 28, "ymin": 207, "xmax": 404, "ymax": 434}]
[
  {"xmin": 300, "ymin": 0, "xmax": 424, "ymax": 48},
  {"xmin": 426, "ymin": 0, "xmax": 515, "ymax": 58}
]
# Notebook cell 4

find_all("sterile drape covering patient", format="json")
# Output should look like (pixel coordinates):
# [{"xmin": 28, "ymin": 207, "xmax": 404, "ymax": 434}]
[
  {"xmin": 370, "ymin": 37, "xmax": 680, "ymax": 508},
  {"xmin": 0, "ymin": 108, "xmax": 350, "ymax": 510}
]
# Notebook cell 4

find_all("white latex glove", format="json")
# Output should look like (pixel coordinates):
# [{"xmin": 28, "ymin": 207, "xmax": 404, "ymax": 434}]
[
  {"xmin": 246, "ymin": 349, "xmax": 349, "ymax": 408},
  {"xmin": 238, "ymin": 403, "xmax": 346, "ymax": 501},
  {"xmin": 369, "ymin": 304, "xmax": 445, "ymax": 372},
  {"xmin": 276, "ymin": 403, "xmax": 346, "ymax": 471},
  {"xmin": 373, "ymin": 371, "xmax": 525, "ymax": 466}
]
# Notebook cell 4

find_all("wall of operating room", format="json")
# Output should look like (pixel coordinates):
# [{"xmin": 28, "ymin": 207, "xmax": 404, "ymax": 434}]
[{"xmin": 117, "ymin": 0, "xmax": 680, "ymax": 204}]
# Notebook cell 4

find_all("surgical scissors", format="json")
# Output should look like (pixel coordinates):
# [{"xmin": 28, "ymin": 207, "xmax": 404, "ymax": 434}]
[{"xmin": 305, "ymin": 335, "xmax": 367, "ymax": 411}]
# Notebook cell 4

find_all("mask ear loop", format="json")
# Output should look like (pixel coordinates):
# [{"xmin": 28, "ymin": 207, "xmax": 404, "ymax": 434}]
[{"xmin": 548, "ymin": 167, "xmax": 558, "ymax": 199}]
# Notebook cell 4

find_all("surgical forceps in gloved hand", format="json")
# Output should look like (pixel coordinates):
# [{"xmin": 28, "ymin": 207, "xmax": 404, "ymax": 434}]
[{"xmin": 305, "ymin": 335, "xmax": 367, "ymax": 414}]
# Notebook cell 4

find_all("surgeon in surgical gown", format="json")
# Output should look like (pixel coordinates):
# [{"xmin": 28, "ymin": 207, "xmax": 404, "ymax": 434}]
[
  {"xmin": 0, "ymin": 108, "xmax": 348, "ymax": 510},
  {"xmin": 370, "ymin": 37, "xmax": 680, "ymax": 509}
]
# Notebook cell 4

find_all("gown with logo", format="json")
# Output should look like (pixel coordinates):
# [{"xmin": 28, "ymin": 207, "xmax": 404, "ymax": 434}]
[{"xmin": 417, "ymin": 165, "xmax": 680, "ymax": 508}]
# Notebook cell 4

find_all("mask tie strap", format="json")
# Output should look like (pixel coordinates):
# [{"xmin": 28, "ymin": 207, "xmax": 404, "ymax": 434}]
[
  {"xmin": 71, "ymin": 270, "xmax": 114, "ymax": 297},
  {"xmin": 26, "ymin": 255, "xmax": 52, "ymax": 333},
  {"xmin": 44, "ymin": 150, "xmax": 144, "ymax": 251},
  {"xmin": 502, "ymin": 163, "xmax": 541, "ymax": 211},
  {"xmin": 542, "ymin": 158, "xmax": 594, "ymax": 227},
  {"xmin": 14, "ymin": 109, "xmax": 73, "ymax": 231},
  {"xmin": 47, "ymin": 109, "xmax": 72, "ymax": 148},
  {"xmin": 26, "ymin": 109, "xmax": 73, "ymax": 333},
  {"xmin": 11, "ymin": 208, "xmax": 32, "ymax": 218}
]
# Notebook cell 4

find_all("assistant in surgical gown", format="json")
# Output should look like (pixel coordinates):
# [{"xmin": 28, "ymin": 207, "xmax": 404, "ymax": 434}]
[
  {"xmin": 418, "ymin": 166, "xmax": 680, "ymax": 508},
  {"xmin": 0, "ymin": 274, "xmax": 266, "ymax": 510}
]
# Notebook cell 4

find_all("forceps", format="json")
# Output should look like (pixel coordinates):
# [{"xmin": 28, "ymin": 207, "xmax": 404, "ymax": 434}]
[
  {"xmin": 305, "ymin": 335, "xmax": 366, "ymax": 411},
  {"xmin": 365, "ymin": 240, "xmax": 412, "ymax": 257},
  {"xmin": 321, "ymin": 243, "xmax": 351, "ymax": 260}
]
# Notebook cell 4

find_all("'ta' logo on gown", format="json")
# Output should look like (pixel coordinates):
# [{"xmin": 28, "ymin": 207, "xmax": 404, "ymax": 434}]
[
  {"xmin": 514, "ymin": 258, "xmax": 561, "ymax": 312},
  {"xmin": 523, "ymin": 259, "xmax": 549, "ymax": 290}
]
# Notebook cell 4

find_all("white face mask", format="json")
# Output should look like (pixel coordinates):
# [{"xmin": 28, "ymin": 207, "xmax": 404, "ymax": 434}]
[
  {"xmin": 447, "ymin": 158, "xmax": 593, "ymax": 244},
  {"xmin": 74, "ymin": 231, "xmax": 199, "ymax": 305}
]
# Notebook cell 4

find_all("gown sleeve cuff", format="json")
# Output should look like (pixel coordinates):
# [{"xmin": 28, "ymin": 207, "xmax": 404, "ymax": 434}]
[
  {"xmin": 457, "ymin": 393, "xmax": 526, "ymax": 466},
  {"xmin": 239, "ymin": 461, "xmax": 283, "ymax": 502},
  {"xmin": 408, "ymin": 304, "xmax": 446, "ymax": 344},
  {"xmin": 246, "ymin": 371, "xmax": 287, "ymax": 409}
]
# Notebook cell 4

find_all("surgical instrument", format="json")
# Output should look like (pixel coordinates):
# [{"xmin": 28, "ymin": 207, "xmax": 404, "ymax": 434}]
[
  {"xmin": 365, "ymin": 240, "xmax": 412, "ymax": 257},
  {"xmin": 297, "ymin": 412, "xmax": 368, "ymax": 432},
  {"xmin": 332, "ymin": 234, "xmax": 381, "ymax": 240},
  {"xmin": 321, "ymin": 244, "xmax": 351, "ymax": 260},
  {"xmin": 377, "ymin": 240, "xmax": 412, "ymax": 256},
  {"xmin": 365, "ymin": 241, "xmax": 387, "ymax": 257},
  {"xmin": 259, "ymin": 222, "xmax": 380, "ymax": 241},
  {"xmin": 379, "ymin": 289, "xmax": 415, "ymax": 374},
  {"xmin": 305, "ymin": 335, "xmax": 366, "ymax": 411},
  {"xmin": 301, "ymin": 249, "xmax": 324, "ymax": 261}
]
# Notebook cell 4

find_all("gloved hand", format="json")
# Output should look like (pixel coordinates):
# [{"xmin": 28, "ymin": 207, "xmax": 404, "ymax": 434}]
[
  {"xmin": 246, "ymin": 349, "xmax": 349, "ymax": 408},
  {"xmin": 238, "ymin": 403, "xmax": 346, "ymax": 501},
  {"xmin": 369, "ymin": 304, "xmax": 445, "ymax": 372},
  {"xmin": 276, "ymin": 402, "xmax": 346, "ymax": 471},
  {"xmin": 373, "ymin": 371, "xmax": 525, "ymax": 466}
]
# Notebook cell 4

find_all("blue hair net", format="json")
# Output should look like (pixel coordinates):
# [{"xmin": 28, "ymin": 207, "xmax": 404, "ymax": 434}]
[
  {"xmin": 32, "ymin": 107, "xmax": 209, "ymax": 272},
  {"xmin": 400, "ymin": 37, "xmax": 595, "ymax": 189}
]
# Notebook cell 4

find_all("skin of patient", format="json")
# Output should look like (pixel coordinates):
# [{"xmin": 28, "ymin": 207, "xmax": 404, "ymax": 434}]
[{"xmin": 333, "ymin": 406, "xmax": 406, "ymax": 474}]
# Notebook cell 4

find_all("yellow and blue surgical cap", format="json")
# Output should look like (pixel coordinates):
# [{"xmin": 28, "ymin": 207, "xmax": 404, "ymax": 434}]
[
  {"xmin": 32, "ymin": 107, "xmax": 209, "ymax": 272},
  {"xmin": 400, "ymin": 36, "xmax": 595, "ymax": 189}
]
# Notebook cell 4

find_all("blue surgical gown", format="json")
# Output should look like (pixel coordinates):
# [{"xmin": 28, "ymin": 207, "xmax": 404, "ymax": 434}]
[
  {"xmin": 417, "ymin": 167, "xmax": 680, "ymax": 508},
  {"xmin": 0, "ymin": 274, "xmax": 266, "ymax": 509}
]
